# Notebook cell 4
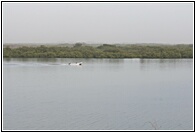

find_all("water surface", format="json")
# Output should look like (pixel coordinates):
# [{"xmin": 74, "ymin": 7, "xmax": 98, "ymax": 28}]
[{"xmin": 3, "ymin": 58, "xmax": 193, "ymax": 130}]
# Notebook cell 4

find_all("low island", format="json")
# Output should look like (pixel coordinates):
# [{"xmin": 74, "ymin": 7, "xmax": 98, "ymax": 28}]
[{"xmin": 3, "ymin": 43, "xmax": 193, "ymax": 58}]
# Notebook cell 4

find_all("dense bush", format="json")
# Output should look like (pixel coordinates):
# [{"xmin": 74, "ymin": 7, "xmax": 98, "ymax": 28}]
[{"xmin": 3, "ymin": 44, "xmax": 193, "ymax": 58}]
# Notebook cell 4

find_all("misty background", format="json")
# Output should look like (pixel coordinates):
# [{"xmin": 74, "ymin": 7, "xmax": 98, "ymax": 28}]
[{"xmin": 2, "ymin": 2, "xmax": 194, "ymax": 44}]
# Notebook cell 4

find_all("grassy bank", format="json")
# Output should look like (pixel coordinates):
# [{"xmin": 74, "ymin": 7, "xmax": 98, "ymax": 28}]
[{"xmin": 3, "ymin": 44, "xmax": 193, "ymax": 58}]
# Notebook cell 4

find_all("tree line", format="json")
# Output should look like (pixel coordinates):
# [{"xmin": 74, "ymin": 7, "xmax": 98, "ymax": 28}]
[{"xmin": 3, "ymin": 44, "xmax": 193, "ymax": 58}]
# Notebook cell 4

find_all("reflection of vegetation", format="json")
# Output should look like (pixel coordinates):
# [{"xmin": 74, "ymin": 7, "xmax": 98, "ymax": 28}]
[{"xmin": 3, "ymin": 44, "xmax": 193, "ymax": 58}]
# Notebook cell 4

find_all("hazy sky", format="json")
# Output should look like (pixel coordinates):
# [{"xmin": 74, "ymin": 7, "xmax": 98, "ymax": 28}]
[{"xmin": 3, "ymin": 2, "xmax": 194, "ymax": 44}]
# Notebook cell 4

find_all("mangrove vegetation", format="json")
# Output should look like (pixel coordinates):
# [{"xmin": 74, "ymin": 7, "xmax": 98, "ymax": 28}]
[{"xmin": 3, "ymin": 44, "xmax": 193, "ymax": 58}]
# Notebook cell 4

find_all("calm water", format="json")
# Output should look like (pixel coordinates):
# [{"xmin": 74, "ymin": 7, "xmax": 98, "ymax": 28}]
[{"xmin": 3, "ymin": 58, "xmax": 193, "ymax": 130}]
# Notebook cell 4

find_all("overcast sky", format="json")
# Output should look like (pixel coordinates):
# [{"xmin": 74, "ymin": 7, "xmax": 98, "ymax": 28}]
[{"xmin": 3, "ymin": 2, "xmax": 194, "ymax": 44}]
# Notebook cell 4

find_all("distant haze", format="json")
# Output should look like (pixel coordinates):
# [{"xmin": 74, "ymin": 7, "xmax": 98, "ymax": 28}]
[{"xmin": 3, "ymin": 2, "xmax": 194, "ymax": 44}]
